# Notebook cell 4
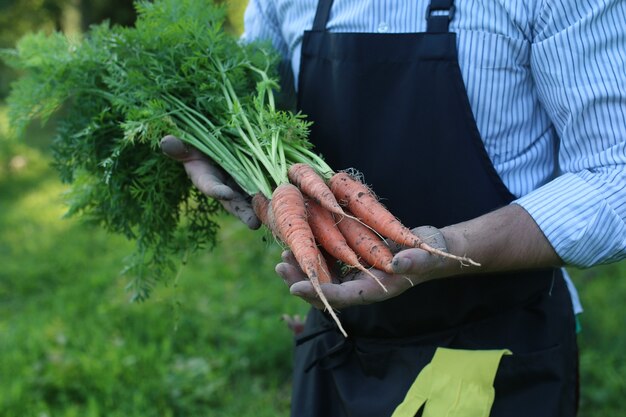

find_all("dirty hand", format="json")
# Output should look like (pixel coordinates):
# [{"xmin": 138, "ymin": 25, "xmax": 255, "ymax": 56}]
[
  {"xmin": 276, "ymin": 226, "xmax": 450, "ymax": 310},
  {"xmin": 160, "ymin": 135, "xmax": 260, "ymax": 229}
]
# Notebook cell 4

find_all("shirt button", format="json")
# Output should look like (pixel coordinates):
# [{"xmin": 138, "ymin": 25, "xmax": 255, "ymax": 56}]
[{"xmin": 377, "ymin": 21, "xmax": 389, "ymax": 33}]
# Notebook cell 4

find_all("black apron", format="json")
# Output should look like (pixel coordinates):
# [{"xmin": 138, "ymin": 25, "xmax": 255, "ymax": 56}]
[{"xmin": 293, "ymin": 0, "xmax": 579, "ymax": 415}]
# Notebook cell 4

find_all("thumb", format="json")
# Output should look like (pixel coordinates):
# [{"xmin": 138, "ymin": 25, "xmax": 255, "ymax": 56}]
[
  {"xmin": 391, "ymin": 247, "xmax": 447, "ymax": 275},
  {"xmin": 160, "ymin": 135, "xmax": 236, "ymax": 200},
  {"xmin": 160, "ymin": 135, "xmax": 190, "ymax": 161}
]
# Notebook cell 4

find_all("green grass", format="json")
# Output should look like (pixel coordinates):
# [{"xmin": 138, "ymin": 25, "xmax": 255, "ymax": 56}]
[
  {"xmin": 0, "ymin": 124, "xmax": 305, "ymax": 416},
  {"xmin": 572, "ymin": 263, "xmax": 626, "ymax": 416},
  {"xmin": 1, "ymin": 107, "xmax": 625, "ymax": 416}
]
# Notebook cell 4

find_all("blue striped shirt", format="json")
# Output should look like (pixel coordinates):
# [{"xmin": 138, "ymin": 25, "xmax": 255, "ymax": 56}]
[{"xmin": 242, "ymin": 0, "xmax": 626, "ymax": 272}]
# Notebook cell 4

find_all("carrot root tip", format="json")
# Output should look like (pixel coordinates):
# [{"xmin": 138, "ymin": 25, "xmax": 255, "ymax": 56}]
[
  {"xmin": 359, "ymin": 267, "xmax": 388, "ymax": 293},
  {"xmin": 309, "ymin": 273, "xmax": 348, "ymax": 337},
  {"xmin": 419, "ymin": 243, "xmax": 481, "ymax": 267},
  {"xmin": 401, "ymin": 275, "xmax": 415, "ymax": 287}
]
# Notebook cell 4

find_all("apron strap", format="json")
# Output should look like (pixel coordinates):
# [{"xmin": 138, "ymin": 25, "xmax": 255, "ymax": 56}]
[
  {"xmin": 391, "ymin": 348, "xmax": 512, "ymax": 417},
  {"xmin": 426, "ymin": 0, "xmax": 456, "ymax": 33},
  {"xmin": 312, "ymin": 0, "xmax": 334, "ymax": 31}
]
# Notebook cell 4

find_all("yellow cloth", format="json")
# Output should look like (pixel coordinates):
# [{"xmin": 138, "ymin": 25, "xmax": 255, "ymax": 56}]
[{"xmin": 391, "ymin": 348, "xmax": 512, "ymax": 417}]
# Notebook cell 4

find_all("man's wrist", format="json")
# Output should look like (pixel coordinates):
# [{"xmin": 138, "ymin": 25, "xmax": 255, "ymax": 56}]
[
  {"xmin": 438, "ymin": 225, "xmax": 476, "ymax": 277},
  {"xmin": 439, "ymin": 205, "xmax": 563, "ymax": 275}
]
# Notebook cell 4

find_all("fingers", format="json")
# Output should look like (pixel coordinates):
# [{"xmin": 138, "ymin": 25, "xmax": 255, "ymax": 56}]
[
  {"xmin": 222, "ymin": 194, "xmax": 261, "ymax": 230},
  {"xmin": 182, "ymin": 158, "xmax": 259, "ymax": 227},
  {"xmin": 161, "ymin": 135, "xmax": 221, "ymax": 169},
  {"xmin": 278, "ymin": 250, "xmax": 342, "ymax": 284},
  {"xmin": 276, "ymin": 260, "xmax": 307, "ymax": 288},
  {"xmin": 222, "ymin": 175, "xmax": 261, "ymax": 230},
  {"xmin": 276, "ymin": 226, "xmax": 448, "ymax": 310},
  {"xmin": 160, "ymin": 136, "xmax": 261, "ymax": 229},
  {"xmin": 276, "ymin": 259, "xmax": 327, "ymax": 309},
  {"xmin": 288, "ymin": 272, "xmax": 412, "ymax": 309},
  {"xmin": 281, "ymin": 314, "xmax": 305, "ymax": 336},
  {"xmin": 276, "ymin": 250, "xmax": 413, "ymax": 310},
  {"xmin": 412, "ymin": 225, "xmax": 447, "ymax": 249},
  {"xmin": 391, "ymin": 226, "xmax": 448, "ymax": 275},
  {"xmin": 391, "ymin": 248, "xmax": 447, "ymax": 276},
  {"xmin": 185, "ymin": 160, "xmax": 236, "ymax": 200},
  {"xmin": 276, "ymin": 251, "xmax": 325, "ymax": 309},
  {"xmin": 159, "ymin": 135, "xmax": 189, "ymax": 160},
  {"xmin": 161, "ymin": 136, "xmax": 235, "ymax": 200}
]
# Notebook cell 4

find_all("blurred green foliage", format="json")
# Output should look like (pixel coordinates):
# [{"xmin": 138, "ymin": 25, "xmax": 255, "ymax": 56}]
[
  {"xmin": 0, "ymin": 2, "xmax": 305, "ymax": 416},
  {"xmin": 0, "ymin": 0, "xmax": 246, "ymax": 100},
  {"xmin": 0, "ymin": 0, "xmax": 137, "ymax": 99},
  {"xmin": 1, "ymin": 107, "xmax": 304, "ymax": 416},
  {"xmin": 574, "ymin": 263, "xmax": 626, "ymax": 415}
]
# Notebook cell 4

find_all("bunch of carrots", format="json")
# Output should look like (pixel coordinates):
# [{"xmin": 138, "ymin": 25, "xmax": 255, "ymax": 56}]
[
  {"xmin": 3, "ymin": 0, "xmax": 478, "ymax": 322},
  {"xmin": 251, "ymin": 163, "xmax": 479, "ymax": 337}
]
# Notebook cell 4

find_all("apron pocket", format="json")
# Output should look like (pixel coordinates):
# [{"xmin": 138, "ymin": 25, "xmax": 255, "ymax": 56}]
[{"xmin": 492, "ymin": 343, "xmax": 572, "ymax": 417}]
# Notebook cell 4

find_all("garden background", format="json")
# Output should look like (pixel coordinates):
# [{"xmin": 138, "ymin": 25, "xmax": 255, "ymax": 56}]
[{"xmin": 0, "ymin": 1, "xmax": 624, "ymax": 416}]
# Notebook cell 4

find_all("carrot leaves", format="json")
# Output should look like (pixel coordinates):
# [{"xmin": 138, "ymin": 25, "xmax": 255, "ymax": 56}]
[{"xmin": 1, "ymin": 0, "xmax": 311, "ymax": 299}]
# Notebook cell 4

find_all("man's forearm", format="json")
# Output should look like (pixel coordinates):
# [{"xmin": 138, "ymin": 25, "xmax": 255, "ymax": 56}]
[
  {"xmin": 277, "ymin": 204, "xmax": 567, "ymax": 309},
  {"xmin": 439, "ymin": 204, "xmax": 564, "ymax": 276}
]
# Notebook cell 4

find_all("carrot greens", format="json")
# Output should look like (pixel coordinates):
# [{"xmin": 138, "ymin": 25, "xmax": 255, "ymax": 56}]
[{"xmin": 1, "ymin": 0, "xmax": 330, "ymax": 299}]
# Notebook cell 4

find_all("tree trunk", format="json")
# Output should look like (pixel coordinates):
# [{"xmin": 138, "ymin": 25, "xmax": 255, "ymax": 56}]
[{"xmin": 61, "ymin": 0, "xmax": 81, "ymax": 35}]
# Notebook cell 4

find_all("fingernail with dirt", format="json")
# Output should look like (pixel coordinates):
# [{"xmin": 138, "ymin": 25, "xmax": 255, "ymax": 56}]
[
  {"xmin": 392, "ymin": 256, "xmax": 411, "ymax": 274},
  {"xmin": 160, "ymin": 135, "xmax": 188, "ymax": 158}
]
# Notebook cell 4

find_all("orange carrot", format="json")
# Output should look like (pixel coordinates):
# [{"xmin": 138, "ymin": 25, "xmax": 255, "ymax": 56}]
[
  {"xmin": 288, "ymin": 163, "xmax": 345, "ymax": 216},
  {"xmin": 270, "ymin": 184, "xmax": 347, "ymax": 337},
  {"xmin": 334, "ymin": 212, "xmax": 396, "ymax": 275},
  {"xmin": 306, "ymin": 198, "xmax": 387, "ymax": 292},
  {"xmin": 329, "ymin": 172, "xmax": 480, "ymax": 266},
  {"xmin": 288, "ymin": 163, "xmax": 375, "ymax": 233},
  {"xmin": 252, "ymin": 193, "xmax": 278, "ymax": 238},
  {"xmin": 254, "ymin": 191, "xmax": 332, "ymax": 284}
]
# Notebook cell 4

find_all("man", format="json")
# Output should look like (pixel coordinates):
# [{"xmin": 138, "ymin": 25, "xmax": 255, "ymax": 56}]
[{"xmin": 161, "ymin": 0, "xmax": 626, "ymax": 415}]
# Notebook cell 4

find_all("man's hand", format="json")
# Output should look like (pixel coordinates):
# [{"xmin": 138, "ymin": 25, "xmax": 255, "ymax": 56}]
[
  {"xmin": 281, "ymin": 314, "xmax": 305, "ymax": 336},
  {"xmin": 275, "ymin": 202, "xmax": 564, "ymax": 310},
  {"xmin": 160, "ymin": 135, "xmax": 261, "ymax": 229},
  {"xmin": 275, "ymin": 226, "xmax": 451, "ymax": 309}
]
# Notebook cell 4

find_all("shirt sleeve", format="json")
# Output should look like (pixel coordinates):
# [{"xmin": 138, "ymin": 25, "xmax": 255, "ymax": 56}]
[{"xmin": 513, "ymin": 0, "xmax": 626, "ymax": 267}]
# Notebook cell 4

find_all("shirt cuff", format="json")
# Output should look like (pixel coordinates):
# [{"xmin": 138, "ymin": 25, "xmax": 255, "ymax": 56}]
[{"xmin": 513, "ymin": 173, "xmax": 626, "ymax": 268}]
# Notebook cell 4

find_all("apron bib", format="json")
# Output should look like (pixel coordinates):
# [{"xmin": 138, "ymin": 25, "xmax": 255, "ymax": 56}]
[{"xmin": 293, "ymin": 0, "xmax": 578, "ymax": 415}]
